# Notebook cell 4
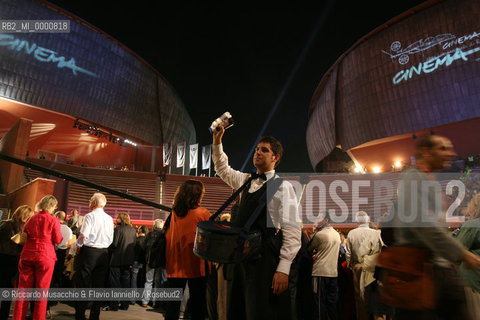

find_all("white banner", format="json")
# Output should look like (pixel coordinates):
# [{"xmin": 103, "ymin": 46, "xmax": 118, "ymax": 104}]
[
  {"xmin": 189, "ymin": 143, "xmax": 198, "ymax": 169},
  {"xmin": 202, "ymin": 144, "xmax": 211, "ymax": 170},
  {"xmin": 176, "ymin": 142, "xmax": 186, "ymax": 168},
  {"xmin": 162, "ymin": 142, "xmax": 172, "ymax": 167}
]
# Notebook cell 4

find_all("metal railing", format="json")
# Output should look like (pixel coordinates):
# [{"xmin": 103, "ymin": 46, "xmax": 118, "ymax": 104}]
[{"xmin": 0, "ymin": 152, "xmax": 172, "ymax": 212}]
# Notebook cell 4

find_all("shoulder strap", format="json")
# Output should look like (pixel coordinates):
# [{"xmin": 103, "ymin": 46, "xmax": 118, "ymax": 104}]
[
  {"xmin": 242, "ymin": 177, "xmax": 284, "ymax": 232},
  {"xmin": 209, "ymin": 175, "xmax": 256, "ymax": 221},
  {"xmin": 233, "ymin": 177, "xmax": 284, "ymax": 264},
  {"xmin": 163, "ymin": 213, "xmax": 172, "ymax": 232}
]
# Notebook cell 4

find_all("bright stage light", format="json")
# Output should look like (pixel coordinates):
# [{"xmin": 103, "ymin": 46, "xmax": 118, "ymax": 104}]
[{"xmin": 353, "ymin": 165, "xmax": 363, "ymax": 173}]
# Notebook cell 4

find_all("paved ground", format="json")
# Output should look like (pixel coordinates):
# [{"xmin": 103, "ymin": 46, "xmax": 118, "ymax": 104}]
[{"xmin": 11, "ymin": 303, "xmax": 167, "ymax": 320}]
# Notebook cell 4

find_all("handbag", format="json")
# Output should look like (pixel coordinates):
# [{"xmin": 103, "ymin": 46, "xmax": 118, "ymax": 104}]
[
  {"xmin": 11, "ymin": 231, "xmax": 27, "ymax": 245},
  {"xmin": 194, "ymin": 175, "xmax": 283, "ymax": 264},
  {"xmin": 147, "ymin": 214, "xmax": 171, "ymax": 269},
  {"xmin": 376, "ymin": 246, "xmax": 435, "ymax": 310}
]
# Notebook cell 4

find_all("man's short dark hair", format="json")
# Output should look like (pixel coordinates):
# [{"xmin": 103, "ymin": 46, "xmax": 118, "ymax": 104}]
[
  {"xmin": 321, "ymin": 210, "xmax": 331, "ymax": 221},
  {"xmin": 415, "ymin": 135, "xmax": 438, "ymax": 159},
  {"xmin": 314, "ymin": 211, "xmax": 331, "ymax": 229},
  {"xmin": 259, "ymin": 136, "xmax": 283, "ymax": 166}
]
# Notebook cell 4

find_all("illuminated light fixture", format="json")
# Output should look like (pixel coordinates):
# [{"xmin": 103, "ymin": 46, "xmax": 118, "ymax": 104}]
[
  {"xmin": 353, "ymin": 164, "xmax": 363, "ymax": 173},
  {"xmin": 124, "ymin": 139, "xmax": 137, "ymax": 147},
  {"xmin": 372, "ymin": 166, "xmax": 381, "ymax": 174},
  {"xmin": 72, "ymin": 119, "xmax": 136, "ymax": 147},
  {"xmin": 394, "ymin": 161, "xmax": 402, "ymax": 168}
]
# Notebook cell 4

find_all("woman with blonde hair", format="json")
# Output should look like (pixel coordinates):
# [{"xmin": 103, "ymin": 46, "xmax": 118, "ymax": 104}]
[
  {"xmin": 13, "ymin": 195, "xmax": 62, "ymax": 320},
  {"xmin": 0, "ymin": 205, "xmax": 34, "ymax": 320},
  {"xmin": 165, "ymin": 180, "xmax": 211, "ymax": 320}
]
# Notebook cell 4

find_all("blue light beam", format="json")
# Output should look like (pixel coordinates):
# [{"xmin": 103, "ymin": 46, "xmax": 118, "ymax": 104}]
[{"xmin": 240, "ymin": 0, "xmax": 336, "ymax": 171}]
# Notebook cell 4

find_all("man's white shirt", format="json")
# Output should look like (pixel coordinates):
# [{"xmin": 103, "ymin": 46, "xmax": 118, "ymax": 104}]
[
  {"xmin": 77, "ymin": 207, "xmax": 114, "ymax": 249},
  {"xmin": 212, "ymin": 143, "xmax": 301, "ymax": 275},
  {"xmin": 57, "ymin": 224, "xmax": 73, "ymax": 250}
]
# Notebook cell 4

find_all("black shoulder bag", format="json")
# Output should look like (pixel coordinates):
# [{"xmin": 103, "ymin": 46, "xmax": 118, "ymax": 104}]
[{"xmin": 194, "ymin": 176, "xmax": 283, "ymax": 264}]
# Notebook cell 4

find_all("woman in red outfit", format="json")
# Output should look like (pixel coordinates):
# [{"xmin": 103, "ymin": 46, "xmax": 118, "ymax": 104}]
[
  {"xmin": 165, "ymin": 180, "xmax": 211, "ymax": 320},
  {"xmin": 13, "ymin": 195, "xmax": 62, "ymax": 320}
]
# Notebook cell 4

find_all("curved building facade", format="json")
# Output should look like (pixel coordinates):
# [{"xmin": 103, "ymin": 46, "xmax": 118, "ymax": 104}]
[
  {"xmin": 0, "ymin": 0, "xmax": 195, "ymax": 172},
  {"xmin": 307, "ymin": 0, "xmax": 480, "ymax": 172}
]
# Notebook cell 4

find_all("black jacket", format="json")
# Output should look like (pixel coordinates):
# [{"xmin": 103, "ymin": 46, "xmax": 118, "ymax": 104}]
[
  {"xmin": 144, "ymin": 229, "xmax": 162, "ymax": 266},
  {"xmin": 0, "ymin": 220, "xmax": 23, "ymax": 256},
  {"xmin": 109, "ymin": 224, "xmax": 137, "ymax": 267},
  {"xmin": 134, "ymin": 235, "xmax": 146, "ymax": 264}
]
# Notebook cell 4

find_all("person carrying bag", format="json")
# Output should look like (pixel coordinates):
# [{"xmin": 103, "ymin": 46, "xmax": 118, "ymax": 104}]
[{"xmin": 194, "ymin": 175, "xmax": 284, "ymax": 264}]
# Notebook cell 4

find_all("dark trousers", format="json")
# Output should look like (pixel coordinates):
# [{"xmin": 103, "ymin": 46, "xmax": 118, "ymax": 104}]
[
  {"xmin": 53, "ymin": 249, "xmax": 67, "ymax": 287},
  {"xmin": 48, "ymin": 248, "xmax": 68, "ymax": 307},
  {"xmin": 227, "ymin": 247, "xmax": 292, "ymax": 320},
  {"xmin": 0, "ymin": 254, "xmax": 19, "ymax": 320},
  {"xmin": 206, "ymin": 265, "xmax": 218, "ymax": 320},
  {"xmin": 314, "ymin": 276, "xmax": 338, "ymax": 320},
  {"xmin": 74, "ymin": 246, "xmax": 109, "ymax": 320},
  {"xmin": 393, "ymin": 265, "xmax": 469, "ymax": 320},
  {"xmin": 109, "ymin": 266, "xmax": 132, "ymax": 310},
  {"xmin": 165, "ymin": 277, "xmax": 206, "ymax": 320}
]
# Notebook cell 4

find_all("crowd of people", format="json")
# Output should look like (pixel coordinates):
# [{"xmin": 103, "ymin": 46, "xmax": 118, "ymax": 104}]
[{"xmin": 1, "ymin": 132, "xmax": 480, "ymax": 320}]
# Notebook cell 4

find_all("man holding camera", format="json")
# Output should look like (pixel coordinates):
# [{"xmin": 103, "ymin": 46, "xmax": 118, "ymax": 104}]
[{"xmin": 212, "ymin": 126, "xmax": 301, "ymax": 320}]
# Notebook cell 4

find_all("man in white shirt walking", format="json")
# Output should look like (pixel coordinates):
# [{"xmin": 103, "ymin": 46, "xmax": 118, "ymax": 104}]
[
  {"xmin": 212, "ymin": 126, "xmax": 301, "ymax": 320},
  {"xmin": 309, "ymin": 211, "xmax": 341, "ymax": 320},
  {"xmin": 74, "ymin": 193, "xmax": 114, "ymax": 320}
]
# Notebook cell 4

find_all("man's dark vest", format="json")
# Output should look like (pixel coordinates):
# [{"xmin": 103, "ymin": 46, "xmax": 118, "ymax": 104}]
[{"xmin": 233, "ymin": 181, "xmax": 278, "ymax": 255}]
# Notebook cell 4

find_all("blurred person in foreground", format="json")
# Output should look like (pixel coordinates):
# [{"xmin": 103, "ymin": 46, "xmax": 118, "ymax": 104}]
[
  {"xmin": 74, "ymin": 193, "xmax": 114, "ymax": 320},
  {"xmin": 165, "ymin": 180, "xmax": 211, "ymax": 320},
  {"xmin": 212, "ymin": 126, "xmax": 301, "ymax": 320},
  {"xmin": 456, "ymin": 193, "xmax": 480, "ymax": 319},
  {"xmin": 392, "ymin": 135, "xmax": 480, "ymax": 320},
  {"xmin": 107, "ymin": 212, "xmax": 136, "ymax": 311},
  {"xmin": 0, "ymin": 205, "xmax": 34, "ymax": 320},
  {"xmin": 13, "ymin": 196, "xmax": 62, "ymax": 320}
]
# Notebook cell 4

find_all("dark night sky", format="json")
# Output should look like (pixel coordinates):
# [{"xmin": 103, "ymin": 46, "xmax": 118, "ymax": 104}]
[{"xmin": 48, "ymin": 0, "xmax": 427, "ymax": 173}]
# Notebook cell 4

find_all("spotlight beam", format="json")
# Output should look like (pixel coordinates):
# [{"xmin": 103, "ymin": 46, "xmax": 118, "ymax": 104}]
[{"xmin": 240, "ymin": 0, "xmax": 336, "ymax": 171}]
